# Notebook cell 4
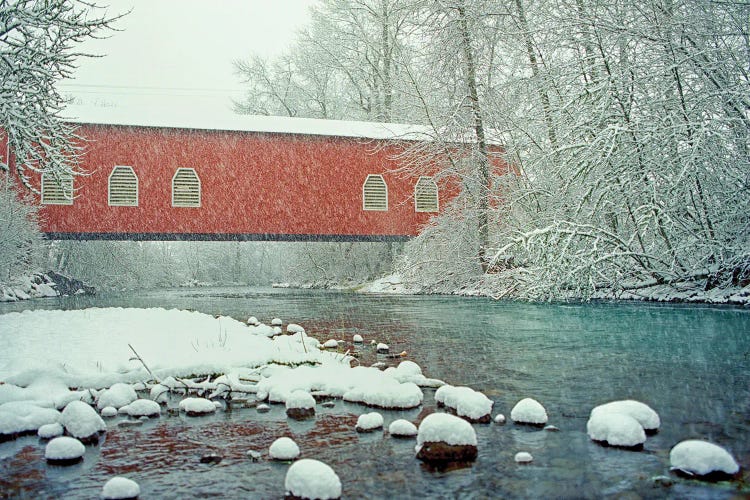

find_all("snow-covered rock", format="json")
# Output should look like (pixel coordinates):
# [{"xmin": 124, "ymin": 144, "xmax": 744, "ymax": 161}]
[
  {"xmin": 353, "ymin": 334, "xmax": 363, "ymax": 343},
  {"xmin": 38, "ymin": 422, "xmax": 64, "ymax": 439},
  {"xmin": 271, "ymin": 318, "xmax": 283, "ymax": 326},
  {"xmin": 45, "ymin": 436, "xmax": 85, "ymax": 464},
  {"xmin": 416, "ymin": 412, "xmax": 478, "ymax": 463},
  {"xmin": 670, "ymin": 440, "xmax": 740, "ymax": 479},
  {"xmin": 356, "ymin": 412, "xmax": 384, "ymax": 432},
  {"xmin": 388, "ymin": 419, "xmax": 417, "ymax": 438},
  {"xmin": 101, "ymin": 476, "xmax": 141, "ymax": 500},
  {"xmin": 61, "ymin": 400, "xmax": 106, "ymax": 443},
  {"xmin": 286, "ymin": 390, "xmax": 316, "ymax": 420},
  {"xmin": 515, "ymin": 451, "xmax": 533, "ymax": 463},
  {"xmin": 0, "ymin": 401, "xmax": 61, "ymax": 439},
  {"xmin": 149, "ymin": 384, "xmax": 170, "ymax": 404},
  {"xmin": 179, "ymin": 397, "xmax": 216, "ymax": 416},
  {"xmin": 590, "ymin": 400, "xmax": 660, "ymax": 434},
  {"xmin": 343, "ymin": 379, "xmax": 423, "ymax": 410},
  {"xmin": 97, "ymin": 383, "xmax": 137, "ymax": 410},
  {"xmin": 269, "ymin": 436, "xmax": 300, "ymax": 461},
  {"xmin": 494, "ymin": 414, "xmax": 506, "ymax": 425},
  {"xmin": 434, "ymin": 385, "xmax": 492, "ymax": 423},
  {"xmin": 586, "ymin": 411, "xmax": 646, "ymax": 449},
  {"xmin": 376, "ymin": 343, "xmax": 389, "ymax": 353},
  {"xmin": 101, "ymin": 406, "xmax": 118, "ymax": 418},
  {"xmin": 510, "ymin": 398, "xmax": 548, "ymax": 426},
  {"xmin": 284, "ymin": 459, "xmax": 342, "ymax": 500},
  {"xmin": 323, "ymin": 339, "xmax": 339, "ymax": 349},
  {"xmin": 127, "ymin": 399, "xmax": 161, "ymax": 418},
  {"xmin": 247, "ymin": 316, "xmax": 260, "ymax": 326},
  {"xmin": 287, "ymin": 324, "xmax": 305, "ymax": 334}
]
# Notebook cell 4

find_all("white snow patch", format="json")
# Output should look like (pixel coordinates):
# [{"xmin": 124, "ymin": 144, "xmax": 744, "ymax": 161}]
[
  {"xmin": 670, "ymin": 440, "xmax": 740, "ymax": 477},
  {"xmin": 101, "ymin": 476, "xmax": 141, "ymax": 500},
  {"xmin": 269, "ymin": 436, "xmax": 300, "ymax": 460},
  {"xmin": 590, "ymin": 400, "xmax": 660, "ymax": 432},
  {"xmin": 284, "ymin": 458, "xmax": 342, "ymax": 500},
  {"xmin": 356, "ymin": 412, "xmax": 384, "ymax": 431},
  {"xmin": 45, "ymin": 436, "xmax": 85, "ymax": 461},
  {"xmin": 388, "ymin": 419, "xmax": 417, "ymax": 437},
  {"xmin": 61, "ymin": 401, "xmax": 106, "ymax": 439},
  {"xmin": 515, "ymin": 451, "xmax": 533, "ymax": 463},
  {"xmin": 417, "ymin": 413, "xmax": 477, "ymax": 447},
  {"xmin": 0, "ymin": 401, "xmax": 61, "ymax": 436},
  {"xmin": 510, "ymin": 398, "xmax": 548, "ymax": 425},
  {"xmin": 586, "ymin": 412, "xmax": 646, "ymax": 448}
]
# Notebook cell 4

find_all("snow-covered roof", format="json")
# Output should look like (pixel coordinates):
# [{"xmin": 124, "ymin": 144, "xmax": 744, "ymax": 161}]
[{"xmin": 62, "ymin": 103, "xmax": 436, "ymax": 142}]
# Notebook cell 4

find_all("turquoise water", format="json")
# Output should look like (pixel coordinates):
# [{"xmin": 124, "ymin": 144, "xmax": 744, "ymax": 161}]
[{"xmin": 1, "ymin": 288, "xmax": 748, "ymax": 498}]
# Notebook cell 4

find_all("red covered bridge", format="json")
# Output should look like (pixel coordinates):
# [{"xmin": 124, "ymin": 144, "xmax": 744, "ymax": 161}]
[{"xmin": 13, "ymin": 107, "xmax": 504, "ymax": 241}]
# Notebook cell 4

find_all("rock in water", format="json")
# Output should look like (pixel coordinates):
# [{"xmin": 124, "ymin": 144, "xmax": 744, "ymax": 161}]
[
  {"xmin": 269, "ymin": 436, "xmax": 300, "ymax": 461},
  {"xmin": 285, "ymin": 459, "xmax": 341, "ymax": 500},
  {"xmin": 61, "ymin": 401, "xmax": 106, "ymax": 444},
  {"xmin": 286, "ymin": 390, "xmax": 316, "ymax": 420},
  {"xmin": 45, "ymin": 436, "xmax": 85, "ymax": 465},
  {"xmin": 416, "ymin": 413, "xmax": 478, "ymax": 463},
  {"xmin": 356, "ymin": 412, "xmax": 384, "ymax": 432},
  {"xmin": 670, "ymin": 440, "xmax": 740, "ymax": 480},
  {"xmin": 101, "ymin": 476, "xmax": 141, "ymax": 500},
  {"xmin": 510, "ymin": 398, "xmax": 548, "ymax": 426}
]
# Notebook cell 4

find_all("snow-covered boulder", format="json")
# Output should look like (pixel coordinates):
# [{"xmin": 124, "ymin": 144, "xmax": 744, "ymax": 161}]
[
  {"xmin": 286, "ymin": 390, "xmax": 316, "ymax": 420},
  {"xmin": 269, "ymin": 436, "xmax": 300, "ymax": 461},
  {"xmin": 434, "ymin": 385, "xmax": 492, "ymax": 423},
  {"xmin": 45, "ymin": 436, "xmax": 85, "ymax": 465},
  {"xmin": 343, "ymin": 380, "xmax": 423, "ymax": 410},
  {"xmin": 101, "ymin": 476, "xmax": 141, "ymax": 500},
  {"xmin": 388, "ymin": 419, "xmax": 417, "ymax": 438},
  {"xmin": 515, "ymin": 451, "xmax": 533, "ymax": 464},
  {"xmin": 376, "ymin": 343, "xmax": 389, "ymax": 353},
  {"xmin": 61, "ymin": 401, "xmax": 106, "ymax": 444},
  {"xmin": 287, "ymin": 323, "xmax": 305, "ymax": 334},
  {"xmin": 284, "ymin": 459, "xmax": 341, "ymax": 500},
  {"xmin": 247, "ymin": 316, "xmax": 260, "ymax": 326},
  {"xmin": 0, "ymin": 402, "xmax": 61, "ymax": 440},
  {"xmin": 38, "ymin": 422, "xmax": 64, "ymax": 439},
  {"xmin": 510, "ymin": 398, "xmax": 548, "ymax": 426},
  {"xmin": 353, "ymin": 334, "xmax": 363, "ymax": 343},
  {"xmin": 494, "ymin": 414, "xmax": 506, "ymax": 425},
  {"xmin": 590, "ymin": 400, "xmax": 660, "ymax": 434},
  {"xmin": 271, "ymin": 318, "xmax": 283, "ymax": 326},
  {"xmin": 355, "ymin": 412, "xmax": 384, "ymax": 432},
  {"xmin": 416, "ymin": 412, "xmax": 478, "ymax": 463},
  {"xmin": 101, "ymin": 406, "xmax": 118, "ymax": 418},
  {"xmin": 149, "ymin": 384, "xmax": 170, "ymax": 404},
  {"xmin": 97, "ymin": 383, "xmax": 137, "ymax": 411},
  {"xmin": 586, "ymin": 411, "xmax": 646, "ymax": 449},
  {"xmin": 670, "ymin": 440, "xmax": 740, "ymax": 480},
  {"xmin": 323, "ymin": 339, "xmax": 339, "ymax": 349},
  {"xmin": 127, "ymin": 399, "xmax": 161, "ymax": 418},
  {"xmin": 178, "ymin": 397, "xmax": 216, "ymax": 416}
]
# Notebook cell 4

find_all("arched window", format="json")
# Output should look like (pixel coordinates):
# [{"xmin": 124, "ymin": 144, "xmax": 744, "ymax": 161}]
[
  {"xmin": 414, "ymin": 176, "xmax": 439, "ymax": 212},
  {"xmin": 172, "ymin": 168, "xmax": 201, "ymax": 207},
  {"xmin": 41, "ymin": 173, "xmax": 73, "ymax": 205},
  {"xmin": 362, "ymin": 174, "xmax": 387, "ymax": 211},
  {"xmin": 108, "ymin": 166, "xmax": 138, "ymax": 206}
]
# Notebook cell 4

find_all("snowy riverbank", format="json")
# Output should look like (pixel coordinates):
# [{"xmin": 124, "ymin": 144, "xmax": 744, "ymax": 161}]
[{"xmin": 0, "ymin": 272, "xmax": 94, "ymax": 303}]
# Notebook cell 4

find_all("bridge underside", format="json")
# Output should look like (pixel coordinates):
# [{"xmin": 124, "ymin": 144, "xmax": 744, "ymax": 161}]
[{"xmin": 44, "ymin": 232, "xmax": 411, "ymax": 243}]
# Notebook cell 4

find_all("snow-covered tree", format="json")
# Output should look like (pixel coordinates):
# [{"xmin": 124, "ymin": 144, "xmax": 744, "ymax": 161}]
[
  {"xmin": 0, "ymin": 174, "xmax": 44, "ymax": 282},
  {"xmin": 1, "ymin": 0, "xmax": 114, "ymax": 193}
]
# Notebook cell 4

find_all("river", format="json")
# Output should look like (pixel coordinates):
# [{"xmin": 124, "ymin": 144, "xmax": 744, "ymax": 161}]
[{"xmin": 1, "ymin": 287, "xmax": 748, "ymax": 498}]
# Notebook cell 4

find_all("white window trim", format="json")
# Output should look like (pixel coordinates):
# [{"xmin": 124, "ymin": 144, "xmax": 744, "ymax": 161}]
[
  {"xmin": 41, "ymin": 173, "xmax": 73, "ymax": 205},
  {"xmin": 108, "ymin": 165, "xmax": 139, "ymax": 207},
  {"xmin": 171, "ymin": 168, "xmax": 201, "ymax": 208},
  {"xmin": 414, "ymin": 176, "xmax": 439, "ymax": 212},
  {"xmin": 362, "ymin": 174, "xmax": 388, "ymax": 211}
]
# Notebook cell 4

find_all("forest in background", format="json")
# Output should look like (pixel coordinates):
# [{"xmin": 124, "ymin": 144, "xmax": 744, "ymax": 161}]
[{"xmin": 2, "ymin": 0, "xmax": 748, "ymax": 299}]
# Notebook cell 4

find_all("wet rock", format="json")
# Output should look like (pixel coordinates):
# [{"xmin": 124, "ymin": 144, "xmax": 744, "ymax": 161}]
[
  {"xmin": 200, "ymin": 453, "xmax": 223, "ymax": 464},
  {"xmin": 247, "ymin": 450, "xmax": 262, "ymax": 461},
  {"xmin": 321, "ymin": 401, "xmax": 336, "ymax": 409},
  {"xmin": 257, "ymin": 404, "xmax": 271, "ymax": 413},
  {"xmin": 45, "ymin": 270, "xmax": 95, "ymax": 296},
  {"xmin": 286, "ymin": 407, "xmax": 315, "ymax": 420},
  {"xmin": 651, "ymin": 475, "xmax": 674, "ymax": 487},
  {"xmin": 544, "ymin": 425, "xmax": 559, "ymax": 432},
  {"xmin": 117, "ymin": 420, "xmax": 144, "ymax": 428},
  {"xmin": 416, "ymin": 442, "xmax": 478, "ymax": 463}
]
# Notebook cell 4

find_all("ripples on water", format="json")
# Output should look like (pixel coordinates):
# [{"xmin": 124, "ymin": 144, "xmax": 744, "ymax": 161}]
[{"xmin": 0, "ymin": 287, "xmax": 748, "ymax": 498}]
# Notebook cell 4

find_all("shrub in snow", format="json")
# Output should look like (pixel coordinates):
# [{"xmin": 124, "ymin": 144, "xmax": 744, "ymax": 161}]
[
  {"xmin": 269, "ymin": 436, "xmax": 300, "ymax": 461},
  {"xmin": 287, "ymin": 323, "xmax": 305, "ymax": 334},
  {"xmin": 353, "ymin": 334, "xmax": 363, "ymax": 343},
  {"xmin": 178, "ymin": 398, "xmax": 216, "ymax": 416},
  {"xmin": 101, "ymin": 407, "xmax": 118, "ymax": 418},
  {"xmin": 586, "ymin": 412, "xmax": 646, "ymax": 449},
  {"xmin": 590, "ymin": 400, "xmax": 660, "ymax": 434},
  {"xmin": 45, "ymin": 436, "xmax": 85, "ymax": 465},
  {"xmin": 416, "ymin": 412, "xmax": 478, "ymax": 463},
  {"xmin": 510, "ymin": 398, "xmax": 548, "ymax": 426},
  {"xmin": 670, "ymin": 440, "xmax": 740, "ymax": 480},
  {"xmin": 376, "ymin": 343, "xmax": 389, "ymax": 353},
  {"xmin": 101, "ymin": 476, "xmax": 140, "ymax": 500},
  {"xmin": 433, "ymin": 385, "xmax": 493, "ymax": 423},
  {"xmin": 323, "ymin": 339, "xmax": 339, "ymax": 349},
  {"xmin": 127, "ymin": 399, "xmax": 161, "ymax": 418},
  {"xmin": 388, "ymin": 419, "xmax": 417, "ymax": 438},
  {"xmin": 97, "ymin": 383, "xmax": 137, "ymax": 411},
  {"xmin": 38, "ymin": 422, "xmax": 64, "ymax": 439},
  {"xmin": 515, "ymin": 452, "xmax": 533, "ymax": 464},
  {"xmin": 356, "ymin": 412, "xmax": 384, "ymax": 432},
  {"xmin": 286, "ymin": 390, "xmax": 316, "ymax": 420},
  {"xmin": 284, "ymin": 458, "xmax": 342, "ymax": 500},
  {"xmin": 62, "ymin": 401, "xmax": 106, "ymax": 444}
]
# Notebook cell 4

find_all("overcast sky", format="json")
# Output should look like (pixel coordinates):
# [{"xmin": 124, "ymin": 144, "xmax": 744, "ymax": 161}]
[{"xmin": 62, "ymin": 1, "xmax": 317, "ymax": 112}]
